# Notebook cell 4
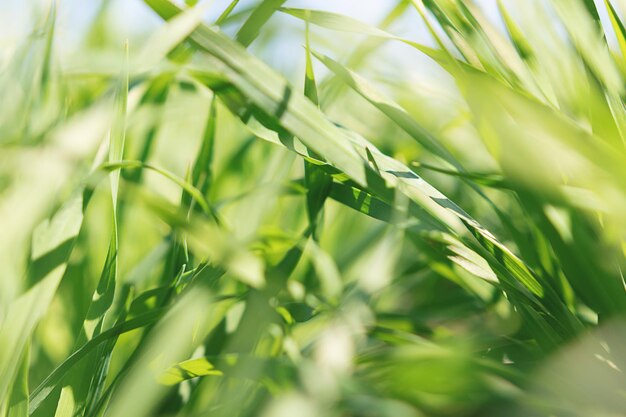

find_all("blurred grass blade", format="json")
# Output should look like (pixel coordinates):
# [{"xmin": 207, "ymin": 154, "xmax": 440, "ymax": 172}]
[
  {"xmin": 136, "ymin": 0, "xmax": 212, "ymax": 71},
  {"xmin": 53, "ymin": 249, "xmax": 117, "ymax": 417},
  {"xmin": 552, "ymin": 0, "xmax": 622, "ymax": 95},
  {"xmin": 318, "ymin": 0, "xmax": 410, "ymax": 106},
  {"xmin": 0, "ymin": 191, "xmax": 86, "ymax": 408},
  {"xmin": 279, "ymin": 6, "xmax": 453, "ymax": 65},
  {"xmin": 311, "ymin": 50, "xmax": 461, "ymax": 169},
  {"xmin": 29, "ymin": 310, "xmax": 164, "ymax": 414},
  {"xmin": 54, "ymin": 52, "xmax": 129, "ymax": 417},
  {"xmin": 100, "ymin": 160, "xmax": 213, "ymax": 215},
  {"xmin": 7, "ymin": 343, "xmax": 29, "ymax": 417},
  {"xmin": 103, "ymin": 290, "xmax": 224, "ymax": 417},
  {"xmin": 306, "ymin": 240, "xmax": 342, "ymax": 301},
  {"xmin": 158, "ymin": 357, "xmax": 223, "ymax": 385},
  {"xmin": 215, "ymin": 0, "xmax": 241, "ymax": 25},
  {"xmin": 604, "ymin": 0, "xmax": 626, "ymax": 67},
  {"xmin": 7, "ymin": 0, "xmax": 626, "ymax": 415},
  {"xmin": 235, "ymin": 0, "xmax": 287, "ymax": 47},
  {"xmin": 281, "ymin": 7, "xmax": 394, "ymax": 39}
]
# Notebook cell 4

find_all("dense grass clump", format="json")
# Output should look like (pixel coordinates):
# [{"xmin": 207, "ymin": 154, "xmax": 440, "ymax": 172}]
[{"xmin": 1, "ymin": 0, "xmax": 626, "ymax": 416}]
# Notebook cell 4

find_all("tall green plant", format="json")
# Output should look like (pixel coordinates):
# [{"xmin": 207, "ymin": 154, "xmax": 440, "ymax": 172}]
[{"xmin": 0, "ymin": 1, "xmax": 625, "ymax": 416}]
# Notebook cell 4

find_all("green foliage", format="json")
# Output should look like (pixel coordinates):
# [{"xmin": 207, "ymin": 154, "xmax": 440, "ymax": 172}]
[{"xmin": 1, "ymin": 0, "xmax": 625, "ymax": 416}]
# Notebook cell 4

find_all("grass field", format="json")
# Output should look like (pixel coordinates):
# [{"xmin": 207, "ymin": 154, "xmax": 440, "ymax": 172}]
[{"xmin": 1, "ymin": 0, "xmax": 626, "ymax": 416}]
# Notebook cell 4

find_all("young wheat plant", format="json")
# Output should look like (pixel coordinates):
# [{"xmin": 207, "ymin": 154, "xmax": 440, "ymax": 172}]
[{"xmin": 1, "ymin": 0, "xmax": 625, "ymax": 416}]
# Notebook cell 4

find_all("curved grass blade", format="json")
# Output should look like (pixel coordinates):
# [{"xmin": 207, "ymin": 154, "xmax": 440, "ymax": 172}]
[
  {"xmin": 99, "ymin": 160, "xmax": 213, "ymax": 216},
  {"xmin": 303, "ymin": 23, "xmax": 331, "ymax": 241},
  {"xmin": 158, "ymin": 357, "xmax": 223, "ymax": 386},
  {"xmin": 411, "ymin": 162, "xmax": 508, "ymax": 189},
  {"xmin": 319, "ymin": 1, "xmax": 410, "ymax": 106},
  {"xmin": 311, "ymin": 50, "xmax": 461, "ymax": 170},
  {"xmin": 279, "ymin": 7, "xmax": 453, "ymax": 68}
]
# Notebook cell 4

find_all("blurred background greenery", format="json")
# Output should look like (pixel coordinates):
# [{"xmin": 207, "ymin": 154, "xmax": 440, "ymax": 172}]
[{"xmin": 1, "ymin": 0, "xmax": 626, "ymax": 416}]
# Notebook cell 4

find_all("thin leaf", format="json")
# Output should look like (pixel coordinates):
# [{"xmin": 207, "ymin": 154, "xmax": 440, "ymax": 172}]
[
  {"xmin": 158, "ymin": 357, "xmax": 223, "ymax": 385},
  {"xmin": 235, "ymin": 0, "xmax": 287, "ymax": 47}
]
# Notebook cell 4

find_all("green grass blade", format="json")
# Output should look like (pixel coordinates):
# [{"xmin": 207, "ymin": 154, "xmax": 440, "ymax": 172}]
[
  {"xmin": 135, "ymin": 1, "xmax": 211, "ymax": 71},
  {"xmin": 28, "ymin": 310, "xmax": 164, "ymax": 414},
  {"xmin": 0, "ymin": 191, "xmax": 86, "ymax": 408},
  {"xmin": 311, "ymin": 50, "xmax": 461, "ymax": 169},
  {"xmin": 605, "ymin": 0, "xmax": 626, "ymax": 67},
  {"xmin": 7, "ymin": 343, "xmax": 29, "ymax": 417},
  {"xmin": 53, "ymin": 51, "xmax": 130, "ymax": 417},
  {"xmin": 215, "ymin": 0, "xmax": 241, "ymax": 25},
  {"xmin": 102, "ymin": 290, "xmax": 225, "ymax": 417},
  {"xmin": 158, "ymin": 357, "xmax": 223, "ymax": 385},
  {"xmin": 100, "ymin": 160, "xmax": 213, "ymax": 215},
  {"xmin": 302, "ymin": 23, "xmax": 331, "ymax": 240},
  {"xmin": 191, "ymin": 96, "xmax": 217, "ymax": 197},
  {"xmin": 235, "ymin": 0, "xmax": 287, "ymax": 47}
]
